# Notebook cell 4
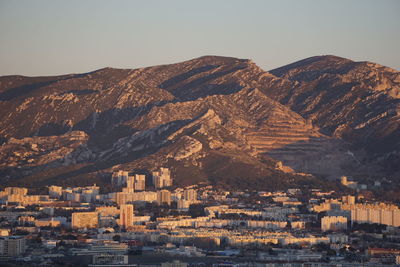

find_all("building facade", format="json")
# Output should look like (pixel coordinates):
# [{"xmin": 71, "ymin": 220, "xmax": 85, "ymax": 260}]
[
  {"xmin": 152, "ymin": 168, "xmax": 172, "ymax": 189},
  {"xmin": 119, "ymin": 204, "xmax": 134, "ymax": 229},
  {"xmin": 0, "ymin": 236, "xmax": 26, "ymax": 257},
  {"xmin": 321, "ymin": 216, "xmax": 347, "ymax": 231},
  {"xmin": 72, "ymin": 212, "xmax": 99, "ymax": 229},
  {"xmin": 157, "ymin": 190, "xmax": 171, "ymax": 205}
]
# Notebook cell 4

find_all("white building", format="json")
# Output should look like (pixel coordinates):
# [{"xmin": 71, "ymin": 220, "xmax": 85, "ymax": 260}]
[
  {"xmin": 112, "ymin": 171, "xmax": 129, "ymax": 187},
  {"xmin": 183, "ymin": 189, "xmax": 197, "ymax": 202},
  {"xmin": 321, "ymin": 216, "xmax": 347, "ymax": 231},
  {"xmin": 350, "ymin": 204, "xmax": 400, "ymax": 227},
  {"xmin": 48, "ymin": 186, "xmax": 63, "ymax": 199},
  {"xmin": 72, "ymin": 212, "xmax": 99, "ymax": 229},
  {"xmin": 152, "ymin": 168, "xmax": 172, "ymax": 189},
  {"xmin": 134, "ymin": 175, "xmax": 146, "ymax": 191},
  {"xmin": 157, "ymin": 190, "xmax": 171, "ymax": 205},
  {"xmin": 119, "ymin": 204, "xmax": 134, "ymax": 229}
]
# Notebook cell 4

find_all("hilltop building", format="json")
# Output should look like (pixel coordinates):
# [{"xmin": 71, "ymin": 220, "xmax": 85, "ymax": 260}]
[{"xmin": 340, "ymin": 176, "xmax": 357, "ymax": 189}]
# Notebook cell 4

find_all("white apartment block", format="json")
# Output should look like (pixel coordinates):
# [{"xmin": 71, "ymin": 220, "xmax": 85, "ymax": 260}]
[
  {"xmin": 152, "ymin": 168, "xmax": 172, "ymax": 189},
  {"xmin": 134, "ymin": 174, "xmax": 146, "ymax": 191},
  {"xmin": 157, "ymin": 190, "xmax": 171, "ymax": 205},
  {"xmin": 321, "ymin": 216, "xmax": 347, "ymax": 231},
  {"xmin": 119, "ymin": 204, "xmax": 134, "ymax": 229},
  {"xmin": 111, "ymin": 171, "xmax": 129, "ymax": 187},
  {"xmin": 351, "ymin": 205, "xmax": 400, "ymax": 227},
  {"xmin": 183, "ymin": 189, "xmax": 197, "ymax": 202}
]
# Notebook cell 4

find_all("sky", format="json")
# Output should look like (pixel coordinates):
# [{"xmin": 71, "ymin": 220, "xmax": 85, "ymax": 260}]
[{"xmin": 0, "ymin": 0, "xmax": 399, "ymax": 76}]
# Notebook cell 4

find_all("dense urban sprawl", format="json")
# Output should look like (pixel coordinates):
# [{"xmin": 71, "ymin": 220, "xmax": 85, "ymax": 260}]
[{"xmin": 0, "ymin": 169, "xmax": 399, "ymax": 266}]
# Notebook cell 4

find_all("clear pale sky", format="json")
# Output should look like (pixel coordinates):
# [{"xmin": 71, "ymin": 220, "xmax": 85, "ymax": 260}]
[{"xmin": 0, "ymin": 0, "xmax": 399, "ymax": 76}]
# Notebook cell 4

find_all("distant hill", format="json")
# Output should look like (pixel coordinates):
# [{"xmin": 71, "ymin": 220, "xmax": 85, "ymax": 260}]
[{"xmin": 0, "ymin": 55, "xmax": 398, "ymax": 190}]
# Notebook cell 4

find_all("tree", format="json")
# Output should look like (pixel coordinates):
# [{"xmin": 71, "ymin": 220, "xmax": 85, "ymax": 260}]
[
  {"xmin": 327, "ymin": 249, "xmax": 336, "ymax": 256},
  {"xmin": 188, "ymin": 204, "xmax": 206, "ymax": 218},
  {"xmin": 113, "ymin": 235, "xmax": 121, "ymax": 242}
]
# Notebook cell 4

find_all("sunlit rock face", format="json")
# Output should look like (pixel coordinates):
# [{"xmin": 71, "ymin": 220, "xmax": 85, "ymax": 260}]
[{"xmin": 0, "ymin": 55, "xmax": 398, "ymax": 187}]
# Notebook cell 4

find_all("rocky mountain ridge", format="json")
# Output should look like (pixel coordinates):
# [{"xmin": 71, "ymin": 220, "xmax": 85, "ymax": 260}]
[{"xmin": 0, "ymin": 55, "xmax": 398, "ymax": 189}]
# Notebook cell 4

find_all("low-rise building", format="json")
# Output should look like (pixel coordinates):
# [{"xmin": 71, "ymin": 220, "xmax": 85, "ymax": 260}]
[{"xmin": 72, "ymin": 212, "xmax": 99, "ymax": 229}]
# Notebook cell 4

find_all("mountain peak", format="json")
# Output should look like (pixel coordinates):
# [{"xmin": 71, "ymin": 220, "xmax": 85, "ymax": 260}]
[
  {"xmin": 180, "ymin": 55, "xmax": 249, "ymax": 67},
  {"xmin": 269, "ymin": 55, "xmax": 353, "ymax": 77}
]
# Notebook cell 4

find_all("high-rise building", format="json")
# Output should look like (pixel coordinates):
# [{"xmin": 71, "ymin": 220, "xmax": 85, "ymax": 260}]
[
  {"xmin": 122, "ymin": 187, "xmax": 134, "ymax": 194},
  {"xmin": 66, "ymin": 192, "xmax": 81, "ymax": 202},
  {"xmin": 82, "ymin": 188, "xmax": 98, "ymax": 202},
  {"xmin": 368, "ymin": 209, "xmax": 381, "ymax": 224},
  {"xmin": 126, "ymin": 176, "xmax": 135, "ymax": 189},
  {"xmin": 381, "ymin": 210, "xmax": 394, "ymax": 226},
  {"xmin": 183, "ymin": 189, "xmax": 197, "ymax": 202},
  {"xmin": 112, "ymin": 171, "xmax": 129, "ymax": 187},
  {"xmin": 157, "ymin": 190, "xmax": 171, "ymax": 205},
  {"xmin": 119, "ymin": 204, "xmax": 134, "ymax": 229},
  {"xmin": 121, "ymin": 175, "xmax": 135, "ymax": 194},
  {"xmin": 72, "ymin": 212, "xmax": 99, "ymax": 228},
  {"xmin": 134, "ymin": 174, "xmax": 146, "ymax": 191},
  {"xmin": 321, "ymin": 216, "xmax": 347, "ymax": 231},
  {"xmin": 342, "ymin": 195, "xmax": 355, "ymax": 205},
  {"xmin": 394, "ymin": 210, "xmax": 400, "ymax": 227},
  {"xmin": 0, "ymin": 236, "xmax": 26, "ymax": 257},
  {"xmin": 116, "ymin": 192, "xmax": 131, "ymax": 206},
  {"xmin": 350, "ymin": 203, "xmax": 400, "ymax": 227},
  {"xmin": 48, "ymin": 186, "xmax": 63, "ymax": 199},
  {"xmin": 152, "ymin": 168, "xmax": 172, "ymax": 189}
]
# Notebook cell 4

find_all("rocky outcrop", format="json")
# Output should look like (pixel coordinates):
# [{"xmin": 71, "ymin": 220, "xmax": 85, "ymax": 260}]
[
  {"xmin": 171, "ymin": 136, "xmax": 203, "ymax": 161},
  {"xmin": 0, "ymin": 131, "xmax": 91, "ymax": 182}
]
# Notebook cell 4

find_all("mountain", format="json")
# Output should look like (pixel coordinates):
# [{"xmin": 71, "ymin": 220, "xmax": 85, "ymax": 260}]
[
  {"xmin": 0, "ymin": 55, "xmax": 398, "ymax": 189},
  {"xmin": 266, "ymin": 56, "xmax": 400, "ymax": 178}
]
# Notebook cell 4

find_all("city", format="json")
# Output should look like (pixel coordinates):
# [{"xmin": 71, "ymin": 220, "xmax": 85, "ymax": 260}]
[
  {"xmin": 1, "ymin": 1, "xmax": 399, "ymax": 266},
  {"xmin": 0, "ymin": 168, "xmax": 399, "ymax": 266}
]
